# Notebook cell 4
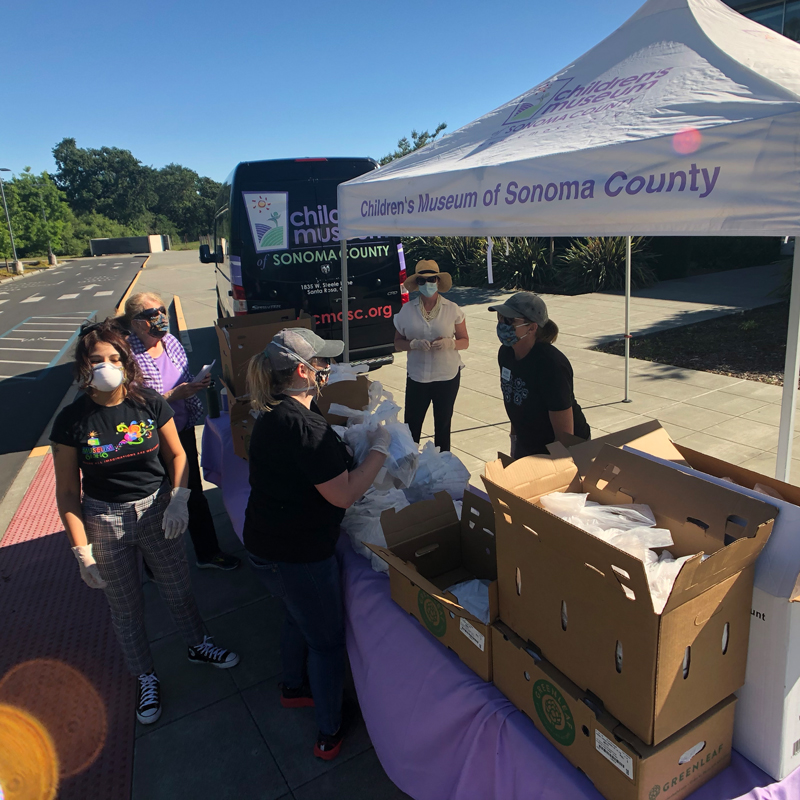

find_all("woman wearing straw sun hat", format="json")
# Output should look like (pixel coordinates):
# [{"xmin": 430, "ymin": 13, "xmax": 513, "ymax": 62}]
[{"xmin": 393, "ymin": 260, "xmax": 469, "ymax": 452}]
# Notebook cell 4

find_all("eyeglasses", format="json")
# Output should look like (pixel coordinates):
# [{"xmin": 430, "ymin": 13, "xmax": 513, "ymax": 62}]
[
  {"xmin": 416, "ymin": 276, "xmax": 439, "ymax": 285},
  {"xmin": 499, "ymin": 316, "xmax": 530, "ymax": 328},
  {"xmin": 134, "ymin": 306, "xmax": 167, "ymax": 320}
]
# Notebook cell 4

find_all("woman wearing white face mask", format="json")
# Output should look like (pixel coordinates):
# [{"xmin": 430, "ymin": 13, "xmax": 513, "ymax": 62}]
[
  {"xmin": 393, "ymin": 260, "xmax": 469, "ymax": 451},
  {"xmin": 120, "ymin": 292, "xmax": 239, "ymax": 572},
  {"xmin": 243, "ymin": 328, "xmax": 390, "ymax": 761},
  {"xmin": 50, "ymin": 320, "xmax": 239, "ymax": 727}
]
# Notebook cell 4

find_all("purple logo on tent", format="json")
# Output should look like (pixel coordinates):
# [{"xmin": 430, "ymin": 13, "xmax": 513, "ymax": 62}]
[{"xmin": 502, "ymin": 78, "xmax": 573, "ymax": 126}]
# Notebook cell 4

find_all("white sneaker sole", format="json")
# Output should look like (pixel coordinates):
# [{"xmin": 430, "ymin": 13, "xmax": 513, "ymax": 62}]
[{"xmin": 137, "ymin": 705, "xmax": 162, "ymax": 725}]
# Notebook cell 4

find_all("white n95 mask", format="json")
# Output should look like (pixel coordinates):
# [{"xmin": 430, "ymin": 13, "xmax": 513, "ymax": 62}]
[{"xmin": 91, "ymin": 363, "xmax": 124, "ymax": 392}]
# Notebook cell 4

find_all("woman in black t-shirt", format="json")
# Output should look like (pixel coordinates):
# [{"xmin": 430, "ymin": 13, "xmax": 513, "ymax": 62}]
[
  {"xmin": 50, "ymin": 321, "xmax": 239, "ymax": 727},
  {"xmin": 243, "ymin": 328, "xmax": 390, "ymax": 762},
  {"xmin": 488, "ymin": 292, "xmax": 590, "ymax": 459}
]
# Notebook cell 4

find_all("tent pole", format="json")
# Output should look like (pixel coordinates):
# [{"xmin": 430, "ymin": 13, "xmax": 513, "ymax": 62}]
[
  {"xmin": 340, "ymin": 240, "xmax": 350, "ymax": 362},
  {"xmin": 623, "ymin": 236, "xmax": 632, "ymax": 403},
  {"xmin": 776, "ymin": 242, "xmax": 800, "ymax": 481}
]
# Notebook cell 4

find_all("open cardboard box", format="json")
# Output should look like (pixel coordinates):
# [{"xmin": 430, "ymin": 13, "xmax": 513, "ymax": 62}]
[
  {"xmin": 366, "ymin": 491, "xmax": 498, "ymax": 681},
  {"xmin": 220, "ymin": 378, "xmax": 255, "ymax": 461},
  {"xmin": 493, "ymin": 622, "xmax": 736, "ymax": 800},
  {"xmin": 215, "ymin": 309, "xmax": 314, "ymax": 397},
  {"xmin": 316, "ymin": 375, "xmax": 371, "ymax": 427},
  {"xmin": 482, "ymin": 442, "xmax": 776, "ymax": 745},
  {"xmin": 596, "ymin": 420, "xmax": 800, "ymax": 780}
]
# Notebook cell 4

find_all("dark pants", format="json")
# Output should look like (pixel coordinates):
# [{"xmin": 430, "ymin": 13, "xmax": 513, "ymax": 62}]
[
  {"xmin": 178, "ymin": 426, "xmax": 221, "ymax": 561},
  {"xmin": 247, "ymin": 553, "xmax": 345, "ymax": 736},
  {"xmin": 404, "ymin": 371, "xmax": 461, "ymax": 452}
]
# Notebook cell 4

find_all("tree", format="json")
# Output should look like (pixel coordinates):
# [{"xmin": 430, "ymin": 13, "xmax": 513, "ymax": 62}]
[
  {"xmin": 53, "ymin": 138, "xmax": 156, "ymax": 224},
  {"xmin": 380, "ymin": 123, "xmax": 447, "ymax": 166}
]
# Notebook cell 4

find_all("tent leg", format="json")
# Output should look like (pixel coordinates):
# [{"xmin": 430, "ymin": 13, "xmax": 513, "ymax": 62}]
[
  {"xmin": 776, "ymin": 243, "xmax": 800, "ymax": 481},
  {"xmin": 340, "ymin": 240, "xmax": 350, "ymax": 363},
  {"xmin": 623, "ymin": 236, "xmax": 632, "ymax": 403}
]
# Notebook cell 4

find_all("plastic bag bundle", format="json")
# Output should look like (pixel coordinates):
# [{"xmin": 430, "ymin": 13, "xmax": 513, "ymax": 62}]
[
  {"xmin": 445, "ymin": 578, "xmax": 492, "ymax": 624},
  {"xmin": 540, "ymin": 491, "xmax": 702, "ymax": 615},
  {"xmin": 404, "ymin": 441, "xmax": 471, "ymax": 504},
  {"xmin": 326, "ymin": 362, "xmax": 369, "ymax": 385},
  {"xmin": 331, "ymin": 380, "xmax": 420, "ymax": 489},
  {"xmin": 341, "ymin": 487, "xmax": 410, "ymax": 573}
]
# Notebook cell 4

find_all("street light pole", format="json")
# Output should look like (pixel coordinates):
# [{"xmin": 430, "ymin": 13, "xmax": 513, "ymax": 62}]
[{"xmin": 0, "ymin": 168, "xmax": 22, "ymax": 274}]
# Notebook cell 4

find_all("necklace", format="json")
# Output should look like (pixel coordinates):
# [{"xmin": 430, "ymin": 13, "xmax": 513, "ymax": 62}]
[{"xmin": 420, "ymin": 296, "xmax": 441, "ymax": 322}]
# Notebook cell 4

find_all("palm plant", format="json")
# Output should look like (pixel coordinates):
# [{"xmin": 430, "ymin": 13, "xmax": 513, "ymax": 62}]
[{"xmin": 557, "ymin": 237, "xmax": 657, "ymax": 293}]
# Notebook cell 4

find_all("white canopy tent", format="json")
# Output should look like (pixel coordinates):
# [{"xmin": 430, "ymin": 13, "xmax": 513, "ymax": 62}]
[{"xmin": 337, "ymin": 0, "xmax": 800, "ymax": 481}]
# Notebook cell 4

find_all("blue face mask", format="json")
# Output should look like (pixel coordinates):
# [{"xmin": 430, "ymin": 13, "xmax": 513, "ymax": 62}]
[
  {"xmin": 496, "ymin": 322, "xmax": 519, "ymax": 347},
  {"xmin": 418, "ymin": 281, "xmax": 438, "ymax": 298}
]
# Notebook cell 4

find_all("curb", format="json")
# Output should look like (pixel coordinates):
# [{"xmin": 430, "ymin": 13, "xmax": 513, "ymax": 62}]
[
  {"xmin": 173, "ymin": 293, "xmax": 192, "ymax": 353},
  {"xmin": 115, "ymin": 255, "xmax": 150, "ymax": 314}
]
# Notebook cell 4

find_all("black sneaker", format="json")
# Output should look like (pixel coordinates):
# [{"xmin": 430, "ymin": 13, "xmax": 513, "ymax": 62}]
[
  {"xmin": 136, "ymin": 671, "xmax": 161, "ymax": 725},
  {"xmin": 280, "ymin": 681, "xmax": 314, "ymax": 709},
  {"xmin": 313, "ymin": 698, "xmax": 358, "ymax": 761},
  {"xmin": 188, "ymin": 635, "xmax": 240, "ymax": 669},
  {"xmin": 196, "ymin": 552, "xmax": 240, "ymax": 571}
]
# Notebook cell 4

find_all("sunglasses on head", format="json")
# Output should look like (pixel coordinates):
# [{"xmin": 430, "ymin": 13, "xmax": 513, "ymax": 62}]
[
  {"xmin": 79, "ymin": 321, "xmax": 131, "ymax": 338},
  {"xmin": 416, "ymin": 276, "xmax": 439, "ymax": 285},
  {"xmin": 135, "ymin": 306, "xmax": 167, "ymax": 320}
]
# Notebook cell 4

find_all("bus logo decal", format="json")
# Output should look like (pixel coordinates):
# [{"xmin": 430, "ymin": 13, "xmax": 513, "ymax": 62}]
[{"xmin": 243, "ymin": 191, "xmax": 289, "ymax": 252}]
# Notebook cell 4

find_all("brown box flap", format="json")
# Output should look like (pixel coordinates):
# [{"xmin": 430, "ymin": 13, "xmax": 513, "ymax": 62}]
[
  {"xmin": 316, "ymin": 376, "xmax": 371, "ymax": 426},
  {"xmin": 460, "ymin": 491, "xmax": 497, "ymax": 581},
  {"xmin": 483, "ymin": 446, "xmax": 581, "ymax": 505}
]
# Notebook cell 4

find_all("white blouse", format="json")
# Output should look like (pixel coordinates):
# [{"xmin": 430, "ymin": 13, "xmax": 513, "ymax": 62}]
[{"xmin": 393, "ymin": 295, "xmax": 466, "ymax": 383}]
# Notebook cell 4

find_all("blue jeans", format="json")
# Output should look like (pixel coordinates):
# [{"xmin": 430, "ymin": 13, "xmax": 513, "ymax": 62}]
[{"xmin": 247, "ymin": 553, "xmax": 345, "ymax": 735}]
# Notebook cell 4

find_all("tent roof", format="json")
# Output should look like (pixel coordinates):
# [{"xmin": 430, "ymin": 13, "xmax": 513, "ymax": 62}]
[{"xmin": 338, "ymin": 0, "xmax": 800, "ymax": 238}]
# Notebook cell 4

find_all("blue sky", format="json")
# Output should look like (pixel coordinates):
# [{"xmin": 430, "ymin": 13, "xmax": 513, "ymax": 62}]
[{"xmin": 4, "ymin": 0, "xmax": 643, "ymax": 183}]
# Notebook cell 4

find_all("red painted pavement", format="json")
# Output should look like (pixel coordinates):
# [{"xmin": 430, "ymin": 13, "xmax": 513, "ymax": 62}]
[{"xmin": 0, "ymin": 454, "xmax": 133, "ymax": 800}]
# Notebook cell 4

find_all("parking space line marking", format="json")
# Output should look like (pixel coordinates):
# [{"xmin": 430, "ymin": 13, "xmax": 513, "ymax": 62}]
[
  {"xmin": 20, "ymin": 296, "xmax": 45, "ymax": 303},
  {"xmin": 0, "ymin": 359, "xmax": 50, "ymax": 365},
  {"xmin": 94, "ymin": 291, "xmax": 113, "ymax": 296},
  {"xmin": 0, "ymin": 347, "xmax": 60, "ymax": 352},
  {"xmin": 58, "ymin": 294, "xmax": 80, "ymax": 300}
]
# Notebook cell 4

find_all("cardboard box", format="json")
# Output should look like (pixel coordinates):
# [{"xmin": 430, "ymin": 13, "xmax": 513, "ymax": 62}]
[
  {"xmin": 492, "ymin": 622, "xmax": 736, "ymax": 800},
  {"xmin": 215, "ymin": 309, "xmax": 313, "ymax": 397},
  {"xmin": 605, "ymin": 422, "xmax": 800, "ymax": 779},
  {"xmin": 483, "ymin": 443, "xmax": 776, "ymax": 745},
  {"xmin": 366, "ymin": 491, "xmax": 498, "ymax": 681},
  {"xmin": 316, "ymin": 376, "xmax": 371, "ymax": 427},
  {"xmin": 219, "ymin": 378, "xmax": 255, "ymax": 460}
]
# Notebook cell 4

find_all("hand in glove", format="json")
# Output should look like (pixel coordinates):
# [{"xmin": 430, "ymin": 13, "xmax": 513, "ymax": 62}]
[
  {"xmin": 162, "ymin": 487, "xmax": 191, "ymax": 539},
  {"xmin": 409, "ymin": 339, "xmax": 431, "ymax": 351},
  {"xmin": 367, "ymin": 425, "xmax": 392, "ymax": 456},
  {"xmin": 72, "ymin": 544, "xmax": 107, "ymax": 590},
  {"xmin": 430, "ymin": 338, "xmax": 455, "ymax": 351}
]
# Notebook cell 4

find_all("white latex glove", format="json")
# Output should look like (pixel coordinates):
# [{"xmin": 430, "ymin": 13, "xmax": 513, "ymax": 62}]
[
  {"xmin": 409, "ymin": 339, "xmax": 431, "ymax": 351},
  {"xmin": 430, "ymin": 338, "xmax": 455, "ymax": 351},
  {"xmin": 162, "ymin": 487, "xmax": 191, "ymax": 539},
  {"xmin": 510, "ymin": 434, "xmax": 518, "ymax": 460},
  {"xmin": 71, "ymin": 544, "xmax": 107, "ymax": 589},
  {"xmin": 367, "ymin": 426, "xmax": 392, "ymax": 456}
]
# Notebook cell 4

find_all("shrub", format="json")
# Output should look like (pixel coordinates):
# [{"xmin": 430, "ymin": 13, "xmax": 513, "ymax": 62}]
[{"xmin": 556, "ymin": 237, "xmax": 657, "ymax": 294}]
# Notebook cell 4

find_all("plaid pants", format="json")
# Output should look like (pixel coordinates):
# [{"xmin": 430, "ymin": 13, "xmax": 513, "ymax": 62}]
[{"xmin": 83, "ymin": 487, "xmax": 205, "ymax": 676}]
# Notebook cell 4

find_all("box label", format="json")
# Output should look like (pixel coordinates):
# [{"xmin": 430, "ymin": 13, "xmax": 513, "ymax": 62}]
[
  {"xmin": 417, "ymin": 590, "xmax": 447, "ymax": 638},
  {"xmin": 533, "ymin": 680, "xmax": 576, "ymax": 746},
  {"xmin": 595, "ymin": 729, "xmax": 634, "ymax": 779},
  {"xmin": 459, "ymin": 618, "xmax": 485, "ymax": 651},
  {"xmin": 501, "ymin": 367, "xmax": 511, "ymax": 382}
]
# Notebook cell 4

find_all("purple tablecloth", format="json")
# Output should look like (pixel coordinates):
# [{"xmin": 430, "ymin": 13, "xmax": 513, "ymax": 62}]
[{"xmin": 201, "ymin": 414, "xmax": 799, "ymax": 800}]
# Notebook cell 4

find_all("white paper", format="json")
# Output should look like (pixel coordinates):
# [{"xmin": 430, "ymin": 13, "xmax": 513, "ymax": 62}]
[
  {"xmin": 459, "ymin": 617, "xmax": 486, "ymax": 651},
  {"xmin": 195, "ymin": 360, "xmax": 216, "ymax": 382},
  {"xmin": 595, "ymin": 729, "xmax": 634, "ymax": 779}
]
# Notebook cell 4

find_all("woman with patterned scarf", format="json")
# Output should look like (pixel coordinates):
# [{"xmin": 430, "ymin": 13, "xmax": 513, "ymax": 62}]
[{"xmin": 119, "ymin": 292, "xmax": 239, "ymax": 571}]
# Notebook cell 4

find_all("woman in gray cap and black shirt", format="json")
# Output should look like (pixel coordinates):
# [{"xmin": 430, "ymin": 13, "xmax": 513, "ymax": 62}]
[
  {"xmin": 243, "ymin": 328, "xmax": 391, "ymax": 762},
  {"xmin": 489, "ymin": 292, "xmax": 590, "ymax": 459}
]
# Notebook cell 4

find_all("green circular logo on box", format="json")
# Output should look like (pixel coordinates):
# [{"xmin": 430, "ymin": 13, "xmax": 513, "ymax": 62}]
[
  {"xmin": 417, "ymin": 590, "xmax": 447, "ymax": 638},
  {"xmin": 649, "ymin": 785, "xmax": 661, "ymax": 800},
  {"xmin": 533, "ymin": 680, "xmax": 575, "ymax": 746}
]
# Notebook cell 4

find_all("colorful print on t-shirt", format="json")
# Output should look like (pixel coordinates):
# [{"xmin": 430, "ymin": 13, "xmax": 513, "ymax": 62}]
[{"xmin": 83, "ymin": 419, "xmax": 156, "ymax": 460}]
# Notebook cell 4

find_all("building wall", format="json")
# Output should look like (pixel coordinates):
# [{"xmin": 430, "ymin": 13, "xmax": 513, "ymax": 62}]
[{"xmin": 725, "ymin": 1, "xmax": 800, "ymax": 41}]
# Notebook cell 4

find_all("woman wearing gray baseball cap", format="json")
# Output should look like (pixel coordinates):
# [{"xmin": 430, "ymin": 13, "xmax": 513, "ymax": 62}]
[
  {"xmin": 243, "ymin": 328, "xmax": 391, "ymax": 761},
  {"xmin": 488, "ymin": 292, "xmax": 590, "ymax": 459}
]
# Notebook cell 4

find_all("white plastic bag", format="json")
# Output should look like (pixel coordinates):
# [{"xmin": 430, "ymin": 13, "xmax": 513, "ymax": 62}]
[
  {"xmin": 446, "ymin": 578, "xmax": 492, "ymax": 624},
  {"xmin": 341, "ymin": 487, "xmax": 409, "ymax": 573}
]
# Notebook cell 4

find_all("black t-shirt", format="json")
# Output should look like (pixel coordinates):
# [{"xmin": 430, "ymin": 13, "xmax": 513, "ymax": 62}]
[
  {"xmin": 498, "ymin": 342, "xmax": 590, "ymax": 457},
  {"xmin": 50, "ymin": 389, "xmax": 174, "ymax": 502},
  {"xmin": 243, "ymin": 396, "xmax": 354, "ymax": 563}
]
